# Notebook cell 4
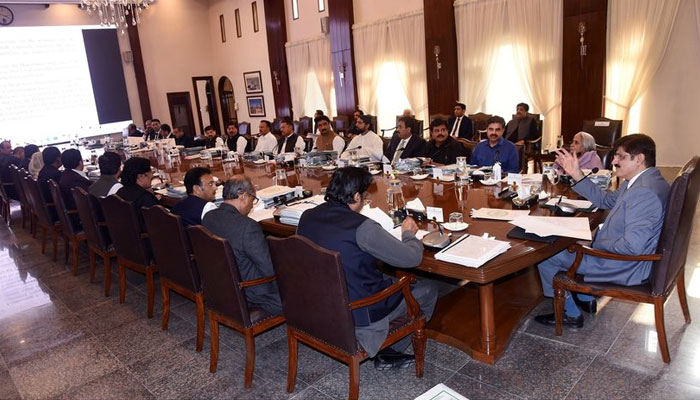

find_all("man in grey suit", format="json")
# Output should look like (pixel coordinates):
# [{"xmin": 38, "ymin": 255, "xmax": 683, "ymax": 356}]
[
  {"xmin": 202, "ymin": 175, "xmax": 283, "ymax": 316},
  {"xmin": 535, "ymin": 134, "xmax": 670, "ymax": 328}
]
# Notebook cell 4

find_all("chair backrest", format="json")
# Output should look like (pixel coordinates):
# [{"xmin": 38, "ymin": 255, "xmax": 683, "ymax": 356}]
[
  {"xmin": 272, "ymin": 118, "xmax": 283, "ymax": 134},
  {"xmin": 238, "ymin": 121, "xmax": 251, "ymax": 136},
  {"xmin": 595, "ymin": 144, "xmax": 614, "ymax": 170},
  {"xmin": 23, "ymin": 175, "xmax": 55, "ymax": 226},
  {"xmin": 293, "ymin": 121, "xmax": 301, "ymax": 136},
  {"xmin": 332, "ymin": 115, "xmax": 350, "ymax": 133},
  {"xmin": 515, "ymin": 143, "xmax": 525, "ymax": 172},
  {"xmin": 142, "ymin": 205, "xmax": 201, "ymax": 292},
  {"xmin": 72, "ymin": 187, "xmax": 111, "ymax": 252},
  {"xmin": 299, "ymin": 116, "xmax": 312, "ymax": 135},
  {"xmin": 48, "ymin": 180, "xmax": 79, "ymax": 236},
  {"xmin": 267, "ymin": 235, "xmax": 358, "ymax": 355},
  {"xmin": 582, "ymin": 118, "xmax": 623, "ymax": 147},
  {"xmin": 99, "ymin": 195, "xmax": 151, "ymax": 266},
  {"xmin": 9, "ymin": 166, "xmax": 29, "ymax": 206},
  {"xmin": 651, "ymin": 156, "xmax": 700, "ymax": 296},
  {"xmin": 365, "ymin": 114, "xmax": 378, "ymax": 133},
  {"xmin": 429, "ymin": 113, "xmax": 451, "ymax": 124},
  {"xmin": 186, "ymin": 225, "xmax": 252, "ymax": 326},
  {"xmin": 468, "ymin": 112, "xmax": 493, "ymax": 133},
  {"xmin": 456, "ymin": 138, "xmax": 478, "ymax": 157}
]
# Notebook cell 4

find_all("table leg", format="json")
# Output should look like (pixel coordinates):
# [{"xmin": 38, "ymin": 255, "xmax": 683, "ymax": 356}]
[{"xmin": 479, "ymin": 283, "xmax": 497, "ymax": 354}]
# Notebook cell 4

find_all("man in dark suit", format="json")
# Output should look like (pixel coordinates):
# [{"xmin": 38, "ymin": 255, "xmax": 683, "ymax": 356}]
[
  {"xmin": 0, "ymin": 141, "xmax": 21, "ymax": 199},
  {"xmin": 505, "ymin": 102, "xmax": 539, "ymax": 144},
  {"xmin": 447, "ymin": 102, "xmax": 474, "ymax": 140},
  {"xmin": 173, "ymin": 127, "xmax": 196, "ymax": 148},
  {"xmin": 171, "ymin": 167, "xmax": 217, "ymax": 226},
  {"xmin": 37, "ymin": 146, "xmax": 62, "ymax": 204},
  {"xmin": 202, "ymin": 175, "xmax": 283, "ymax": 316},
  {"xmin": 58, "ymin": 148, "xmax": 92, "ymax": 229},
  {"xmin": 143, "ymin": 119, "xmax": 160, "ymax": 141},
  {"xmin": 384, "ymin": 116, "xmax": 427, "ymax": 164},
  {"xmin": 425, "ymin": 118, "xmax": 470, "ymax": 165},
  {"xmin": 116, "ymin": 157, "xmax": 159, "ymax": 230}
]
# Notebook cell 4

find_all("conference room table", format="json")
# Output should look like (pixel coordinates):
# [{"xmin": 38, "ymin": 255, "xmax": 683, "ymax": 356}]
[{"xmin": 146, "ymin": 151, "xmax": 606, "ymax": 365}]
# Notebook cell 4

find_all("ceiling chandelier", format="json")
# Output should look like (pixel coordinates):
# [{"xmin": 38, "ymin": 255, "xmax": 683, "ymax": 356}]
[{"xmin": 80, "ymin": 1, "xmax": 156, "ymax": 34}]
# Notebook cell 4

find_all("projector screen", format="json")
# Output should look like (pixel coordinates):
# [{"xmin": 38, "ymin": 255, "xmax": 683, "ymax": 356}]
[{"xmin": 0, "ymin": 25, "xmax": 132, "ymax": 146}]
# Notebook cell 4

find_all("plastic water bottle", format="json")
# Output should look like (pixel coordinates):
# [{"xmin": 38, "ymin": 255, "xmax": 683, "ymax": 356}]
[{"xmin": 492, "ymin": 161, "xmax": 502, "ymax": 182}]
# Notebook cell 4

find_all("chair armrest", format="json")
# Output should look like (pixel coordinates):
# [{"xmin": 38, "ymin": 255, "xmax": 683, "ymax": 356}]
[
  {"xmin": 97, "ymin": 222, "xmax": 107, "ymax": 227},
  {"xmin": 565, "ymin": 244, "xmax": 662, "ymax": 278},
  {"xmin": 526, "ymin": 137, "xmax": 542, "ymax": 144},
  {"xmin": 349, "ymin": 275, "xmax": 418, "ymax": 316},
  {"xmin": 45, "ymin": 202, "xmax": 56, "ymax": 207},
  {"xmin": 139, "ymin": 233, "xmax": 149, "ymax": 239},
  {"xmin": 239, "ymin": 276, "xmax": 275, "ymax": 288},
  {"xmin": 66, "ymin": 210, "xmax": 78, "ymax": 215},
  {"xmin": 1, "ymin": 182, "xmax": 14, "ymax": 187}
]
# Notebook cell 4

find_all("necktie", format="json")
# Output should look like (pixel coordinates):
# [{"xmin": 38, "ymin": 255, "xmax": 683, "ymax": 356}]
[
  {"xmin": 451, "ymin": 117, "xmax": 462, "ymax": 137},
  {"xmin": 393, "ymin": 139, "xmax": 408, "ymax": 164}
]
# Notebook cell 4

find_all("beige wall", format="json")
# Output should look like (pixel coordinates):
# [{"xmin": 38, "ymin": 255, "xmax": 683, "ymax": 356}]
[
  {"xmin": 285, "ymin": 0, "xmax": 329, "ymax": 43},
  {"xmin": 634, "ymin": 0, "xmax": 700, "ymax": 167},
  {"xmin": 353, "ymin": 0, "xmax": 423, "ymax": 25}
]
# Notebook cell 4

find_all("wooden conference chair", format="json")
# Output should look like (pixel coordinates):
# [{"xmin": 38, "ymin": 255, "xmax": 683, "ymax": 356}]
[{"xmin": 48, "ymin": 180, "xmax": 86, "ymax": 275}]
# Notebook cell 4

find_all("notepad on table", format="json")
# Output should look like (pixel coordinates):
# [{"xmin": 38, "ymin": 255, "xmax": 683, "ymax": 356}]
[{"xmin": 434, "ymin": 234, "xmax": 511, "ymax": 268}]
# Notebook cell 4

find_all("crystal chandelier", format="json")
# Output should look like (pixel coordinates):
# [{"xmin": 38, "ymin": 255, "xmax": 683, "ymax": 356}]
[{"xmin": 80, "ymin": 1, "xmax": 156, "ymax": 34}]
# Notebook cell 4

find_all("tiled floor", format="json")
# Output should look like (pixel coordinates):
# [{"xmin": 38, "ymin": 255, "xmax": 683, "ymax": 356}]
[{"xmin": 1, "ymin": 203, "xmax": 700, "ymax": 400}]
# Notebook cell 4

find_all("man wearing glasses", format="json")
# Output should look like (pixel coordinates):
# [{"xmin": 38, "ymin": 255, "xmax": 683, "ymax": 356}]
[
  {"xmin": 171, "ymin": 167, "xmax": 218, "ymax": 226},
  {"xmin": 202, "ymin": 175, "xmax": 282, "ymax": 316},
  {"xmin": 535, "ymin": 134, "xmax": 670, "ymax": 328}
]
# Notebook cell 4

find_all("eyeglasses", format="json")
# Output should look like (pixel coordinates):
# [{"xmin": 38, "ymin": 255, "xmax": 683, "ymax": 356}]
[{"xmin": 250, "ymin": 193, "xmax": 259, "ymax": 205}]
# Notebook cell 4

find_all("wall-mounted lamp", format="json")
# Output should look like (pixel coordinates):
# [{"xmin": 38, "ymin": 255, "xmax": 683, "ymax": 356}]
[
  {"xmin": 578, "ymin": 22, "xmax": 587, "ymax": 68},
  {"xmin": 338, "ymin": 63, "xmax": 347, "ymax": 87},
  {"xmin": 434, "ymin": 45, "xmax": 442, "ymax": 79},
  {"xmin": 272, "ymin": 71, "xmax": 281, "ymax": 93}
]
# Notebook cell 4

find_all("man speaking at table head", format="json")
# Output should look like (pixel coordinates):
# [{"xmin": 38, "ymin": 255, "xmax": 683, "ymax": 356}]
[
  {"xmin": 297, "ymin": 167, "xmax": 438, "ymax": 370},
  {"xmin": 535, "ymin": 134, "xmax": 670, "ymax": 328}
]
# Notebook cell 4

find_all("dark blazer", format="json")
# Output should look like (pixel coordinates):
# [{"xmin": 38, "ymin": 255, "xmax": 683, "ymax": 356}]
[
  {"xmin": 59, "ymin": 169, "xmax": 92, "ymax": 211},
  {"xmin": 384, "ymin": 133, "xmax": 427, "ymax": 161},
  {"xmin": 202, "ymin": 203, "xmax": 282, "ymax": 315},
  {"xmin": 175, "ymin": 134, "xmax": 196, "ymax": 148},
  {"xmin": 505, "ymin": 116, "xmax": 539, "ymax": 142},
  {"xmin": 38, "ymin": 165, "xmax": 62, "ymax": 203},
  {"xmin": 447, "ymin": 115, "xmax": 474, "ymax": 139},
  {"xmin": 424, "ymin": 136, "xmax": 470, "ymax": 165}
]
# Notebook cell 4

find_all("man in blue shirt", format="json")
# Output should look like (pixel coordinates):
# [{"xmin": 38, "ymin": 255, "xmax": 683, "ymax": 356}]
[{"xmin": 470, "ymin": 116, "xmax": 520, "ymax": 173}]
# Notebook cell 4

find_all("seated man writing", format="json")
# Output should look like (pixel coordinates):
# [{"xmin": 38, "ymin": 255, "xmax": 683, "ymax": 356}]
[
  {"xmin": 535, "ymin": 134, "xmax": 670, "ymax": 328},
  {"xmin": 297, "ymin": 167, "xmax": 438, "ymax": 370}
]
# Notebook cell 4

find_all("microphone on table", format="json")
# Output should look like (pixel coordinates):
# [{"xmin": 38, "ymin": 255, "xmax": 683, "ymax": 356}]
[
  {"xmin": 345, "ymin": 145, "xmax": 363, "ymax": 152},
  {"xmin": 555, "ymin": 167, "xmax": 599, "ymax": 215},
  {"xmin": 491, "ymin": 150, "xmax": 500, "ymax": 164}
]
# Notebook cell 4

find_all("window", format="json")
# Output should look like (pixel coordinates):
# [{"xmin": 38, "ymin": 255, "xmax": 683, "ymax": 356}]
[
  {"xmin": 482, "ymin": 45, "xmax": 530, "ymax": 123},
  {"xmin": 292, "ymin": 0, "xmax": 299, "ymax": 20},
  {"xmin": 252, "ymin": 2, "xmax": 259, "ymax": 33},
  {"xmin": 235, "ymin": 8, "xmax": 242, "ymax": 38},
  {"xmin": 375, "ymin": 62, "xmax": 411, "ymax": 135},
  {"xmin": 318, "ymin": 0, "xmax": 325, "ymax": 13},
  {"xmin": 219, "ymin": 15, "xmax": 226, "ymax": 43},
  {"xmin": 302, "ymin": 71, "xmax": 335, "ymax": 119}
]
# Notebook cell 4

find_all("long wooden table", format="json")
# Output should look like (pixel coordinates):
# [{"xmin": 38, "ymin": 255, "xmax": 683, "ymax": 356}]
[{"xmin": 149, "ymin": 152, "xmax": 605, "ymax": 364}]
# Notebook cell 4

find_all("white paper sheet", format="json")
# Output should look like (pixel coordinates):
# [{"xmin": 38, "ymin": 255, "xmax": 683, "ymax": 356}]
[
  {"xmin": 406, "ymin": 198, "xmax": 426, "ymax": 212},
  {"xmin": 545, "ymin": 198, "xmax": 593, "ymax": 209},
  {"xmin": 470, "ymin": 208, "xmax": 531, "ymax": 221},
  {"xmin": 509, "ymin": 216, "xmax": 592, "ymax": 240},
  {"xmin": 248, "ymin": 208, "xmax": 275, "ymax": 222},
  {"xmin": 389, "ymin": 227, "xmax": 429, "ymax": 242}
]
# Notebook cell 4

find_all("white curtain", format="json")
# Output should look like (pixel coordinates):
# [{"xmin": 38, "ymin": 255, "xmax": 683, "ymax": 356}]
[
  {"xmin": 285, "ymin": 35, "xmax": 334, "ymax": 118},
  {"xmin": 455, "ymin": 0, "xmax": 507, "ymax": 113},
  {"xmin": 507, "ymin": 0, "xmax": 563, "ymax": 147},
  {"xmin": 387, "ymin": 13, "xmax": 429, "ymax": 122},
  {"xmin": 353, "ymin": 20, "xmax": 389, "ymax": 118},
  {"xmin": 605, "ymin": 0, "xmax": 680, "ymax": 134}
]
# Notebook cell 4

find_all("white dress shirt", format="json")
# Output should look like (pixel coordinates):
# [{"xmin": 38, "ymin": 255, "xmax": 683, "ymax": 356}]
[
  {"xmin": 392, "ymin": 138, "xmax": 410, "ymax": 163},
  {"xmin": 278, "ymin": 135, "xmax": 305, "ymax": 154},
  {"xmin": 201, "ymin": 202, "xmax": 218, "ymax": 221},
  {"xmin": 341, "ymin": 131, "xmax": 384, "ymax": 162},
  {"xmin": 450, "ymin": 116, "xmax": 463, "ymax": 137},
  {"xmin": 254, "ymin": 133, "xmax": 278, "ymax": 153},
  {"xmin": 230, "ymin": 135, "xmax": 248, "ymax": 155},
  {"xmin": 313, "ymin": 135, "xmax": 346, "ymax": 154}
]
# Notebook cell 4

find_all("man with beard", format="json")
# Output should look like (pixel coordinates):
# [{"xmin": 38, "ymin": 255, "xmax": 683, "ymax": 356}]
[
  {"xmin": 471, "ymin": 116, "xmax": 520, "ymax": 173},
  {"xmin": 423, "ymin": 118, "xmax": 468, "ymax": 165},
  {"xmin": 505, "ymin": 102, "xmax": 539, "ymax": 145},
  {"xmin": 341, "ymin": 115, "xmax": 384, "ymax": 162},
  {"xmin": 312, "ymin": 115, "xmax": 345, "ymax": 154}
]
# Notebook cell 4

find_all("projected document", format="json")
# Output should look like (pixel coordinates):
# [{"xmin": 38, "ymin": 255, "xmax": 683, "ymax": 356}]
[{"xmin": 0, "ymin": 25, "xmax": 132, "ymax": 145}]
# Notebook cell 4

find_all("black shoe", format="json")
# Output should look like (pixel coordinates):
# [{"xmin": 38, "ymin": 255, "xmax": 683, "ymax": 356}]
[
  {"xmin": 572, "ymin": 294, "xmax": 597, "ymax": 314},
  {"xmin": 534, "ymin": 312, "xmax": 584, "ymax": 328},
  {"xmin": 373, "ymin": 349, "xmax": 415, "ymax": 371}
]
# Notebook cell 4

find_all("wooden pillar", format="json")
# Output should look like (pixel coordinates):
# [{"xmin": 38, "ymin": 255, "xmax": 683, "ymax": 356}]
[
  {"xmin": 127, "ymin": 25, "xmax": 152, "ymax": 122},
  {"xmin": 328, "ymin": 0, "xmax": 358, "ymax": 117},
  {"xmin": 561, "ymin": 0, "xmax": 608, "ymax": 142},
  {"xmin": 424, "ymin": 0, "xmax": 459, "ymax": 117},
  {"xmin": 264, "ymin": 0, "xmax": 292, "ymax": 118}
]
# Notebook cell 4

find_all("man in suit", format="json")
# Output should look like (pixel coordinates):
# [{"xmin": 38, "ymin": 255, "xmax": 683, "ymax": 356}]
[
  {"xmin": 535, "ymin": 134, "xmax": 670, "ymax": 328},
  {"xmin": 505, "ymin": 102, "xmax": 539, "ymax": 145},
  {"xmin": 58, "ymin": 148, "xmax": 92, "ymax": 229},
  {"xmin": 384, "ymin": 116, "xmax": 427, "ymax": 164},
  {"xmin": 173, "ymin": 127, "xmax": 196, "ymax": 148},
  {"xmin": 116, "ymin": 157, "xmax": 159, "ymax": 230},
  {"xmin": 277, "ymin": 117, "xmax": 305, "ymax": 154},
  {"xmin": 144, "ymin": 118, "xmax": 160, "ymax": 141},
  {"xmin": 0, "ymin": 141, "xmax": 20, "ymax": 199},
  {"xmin": 172, "ymin": 167, "xmax": 217, "ymax": 226},
  {"xmin": 424, "ymin": 118, "xmax": 469, "ymax": 165},
  {"xmin": 89, "ymin": 151, "xmax": 122, "ymax": 197},
  {"xmin": 37, "ymin": 146, "xmax": 62, "ymax": 204},
  {"xmin": 202, "ymin": 175, "xmax": 283, "ymax": 316},
  {"xmin": 447, "ymin": 102, "xmax": 474, "ymax": 140}
]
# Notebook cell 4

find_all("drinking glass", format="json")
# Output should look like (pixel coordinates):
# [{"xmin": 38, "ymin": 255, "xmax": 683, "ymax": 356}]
[
  {"xmin": 273, "ymin": 168, "xmax": 288, "ymax": 187},
  {"xmin": 449, "ymin": 212, "xmax": 463, "ymax": 224},
  {"xmin": 454, "ymin": 176, "xmax": 470, "ymax": 203},
  {"xmin": 456, "ymin": 156, "xmax": 467, "ymax": 175}
]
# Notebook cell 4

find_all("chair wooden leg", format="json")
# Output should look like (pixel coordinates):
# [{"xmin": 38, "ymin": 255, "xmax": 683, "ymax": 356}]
[
  {"xmin": 412, "ymin": 327, "xmax": 426, "ymax": 378},
  {"xmin": 103, "ymin": 255, "xmax": 112, "ymax": 297},
  {"xmin": 31, "ymin": 213, "xmax": 37, "ymax": 237},
  {"xmin": 243, "ymin": 328, "xmax": 255, "ymax": 389},
  {"xmin": 195, "ymin": 293, "xmax": 205, "ymax": 352},
  {"xmin": 64, "ymin": 234, "xmax": 69, "ymax": 265},
  {"xmin": 286, "ymin": 330, "xmax": 299, "ymax": 393},
  {"xmin": 146, "ymin": 269, "xmax": 155, "ymax": 318},
  {"xmin": 348, "ymin": 356, "xmax": 361, "ymax": 400},
  {"xmin": 161, "ymin": 280, "xmax": 170, "ymax": 330},
  {"xmin": 554, "ymin": 286, "xmax": 566, "ymax": 336},
  {"xmin": 677, "ymin": 269, "xmax": 692, "ymax": 324},
  {"xmin": 88, "ymin": 249, "xmax": 96, "ymax": 283},
  {"xmin": 118, "ymin": 264, "xmax": 126, "ymax": 304},
  {"xmin": 209, "ymin": 312, "xmax": 219, "ymax": 373},
  {"xmin": 21, "ymin": 206, "xmax": 26, "ymax": 229},
  {"xmin": 40, "ymin": 226, "xmax": 47, "ymax": 254},
  {"xmin": 52, "ymin": 228, "xmax": 59, "ymax": 262},
  {"xmin": 71, "ymin": 238, "xmax": 79, "ymax": 276},
  {"xmin": 654, "ymin": 297, "xmax": 671, "ymax": 363}
]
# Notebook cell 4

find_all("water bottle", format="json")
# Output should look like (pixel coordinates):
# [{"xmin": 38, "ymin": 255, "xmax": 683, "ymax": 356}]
[{"xmin": 492, "ymin": 161, "xmax": 502, "ymax": 182}]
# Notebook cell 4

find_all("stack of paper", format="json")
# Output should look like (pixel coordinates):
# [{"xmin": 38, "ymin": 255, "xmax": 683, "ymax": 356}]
[
  {"xmin": 278, "ymin": 195, "xmax": 325, "ymax": 226},
  {"xmin": 509, "ymin": 216, "xmax": 592, "ymax": 240},
  {"xmin": 406, "ymin": 198, "xmax": 426, "ymax": 212},
  {"xmin": 435, "ymin": 234, "xmax": 511, "ymax": 268},
  {"xmin": 361, "ymin": 207, "xmax": 394, "ymax": 230},
  {"xmin": 470, "ymin": 208, "xmax": 531, "ymax": 221},
  {"xmin": 256, "ymin": 185, "xmax": 295, "ymax": 201}
]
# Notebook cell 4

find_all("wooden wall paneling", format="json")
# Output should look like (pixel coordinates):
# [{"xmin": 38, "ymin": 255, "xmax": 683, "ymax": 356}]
[
  {"xmin": 264, "ymin": 0, "xmax": 292, "ymax": 118},
  {"xmin": 423, "ymin": 0, "xmax": 459, "ymax": 117},
  {"xmin": 561, "ymin": 0, "xmax": 607, "ymax": 143},
  {"xmin": 328, "ymin": 0, "xmax": 357, "ymax": 117},
  {"xmin": 127, "ymin": 25, "xmax": 152, "ymax": 122}
]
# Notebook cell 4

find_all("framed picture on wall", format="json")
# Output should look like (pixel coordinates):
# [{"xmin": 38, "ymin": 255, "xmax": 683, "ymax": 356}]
[
  {"xmin": 243, "ymin": 71, "xmax": 263, "ymax": 94},
  {"xmin": 247, "ymin": 96, "xmax": 266, "ymax": 117}
]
